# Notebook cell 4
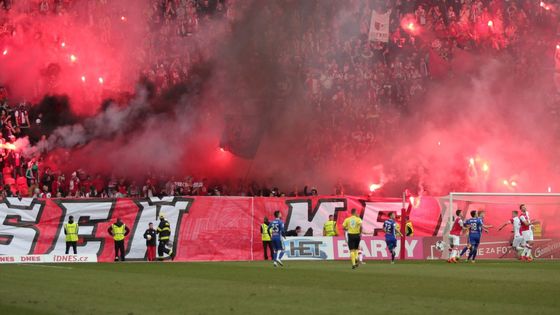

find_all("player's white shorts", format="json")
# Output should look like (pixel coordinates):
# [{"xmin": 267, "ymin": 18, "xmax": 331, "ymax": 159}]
[
  {"xmin": 522, "ymin": 230, "xmax": 534, "ymax": 242},
  {"xmin": 449, "ymin": 235, "xmax": 460, "ymax": 246},
  {"xmin": 512, "ymin": 236, "xmax": 524, "ymax": 248}
]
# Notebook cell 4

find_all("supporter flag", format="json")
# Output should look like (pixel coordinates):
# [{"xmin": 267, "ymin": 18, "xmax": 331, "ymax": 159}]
[
  {"xmin": 428, "ymin": 49, "xmax": 450, "ymax": 79},
  {"xmin": 220, "ymin": 115, "xmax": 263, "ymax": 159},
  {"xmin": 368, "ymin": 10, "xmax": 391, "ymax": 43}
]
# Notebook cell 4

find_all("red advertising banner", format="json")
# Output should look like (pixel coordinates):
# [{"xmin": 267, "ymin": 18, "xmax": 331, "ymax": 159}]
[
  {"xmin": 7, "ymin": 195, "xmax": 557, "ymax": 262},
  {"xmin": 0, "ymin": 196, "xmax": 445, "ymax": 262}
]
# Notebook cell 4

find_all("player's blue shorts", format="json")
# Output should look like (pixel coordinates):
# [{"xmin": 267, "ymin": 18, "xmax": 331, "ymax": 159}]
[
  {"xmin": 385, "ymin": 236, "xmax": 397, "ymax": 250},
  {"xmin": 469, "ymin": 234, "xmax": 481, "ymax": 246},
  {"xmin": 271, "ymin": 238, "xmax": 284, "ymax": 251}
]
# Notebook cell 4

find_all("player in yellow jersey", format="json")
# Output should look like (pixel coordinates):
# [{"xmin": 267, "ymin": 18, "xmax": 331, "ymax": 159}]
[{"xmin": 343, "ymin": 208, "xmax": 363, "ymax": 269}]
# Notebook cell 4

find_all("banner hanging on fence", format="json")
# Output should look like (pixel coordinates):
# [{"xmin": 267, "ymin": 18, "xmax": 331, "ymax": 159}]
[{"xmin": 1, "ymin": 195, "xmax": 558, "ymax": 262}]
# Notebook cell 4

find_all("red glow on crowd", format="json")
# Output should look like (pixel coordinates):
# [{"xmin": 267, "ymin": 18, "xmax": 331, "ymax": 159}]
[{"xmin": 0, "ymin": 0, "xmax": 558, "ymax": 198}]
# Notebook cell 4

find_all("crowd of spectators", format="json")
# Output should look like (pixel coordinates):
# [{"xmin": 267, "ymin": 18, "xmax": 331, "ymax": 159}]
[
  {"xmin": 1, "ymin": 1, "xmax": 560, "ymax": 198},
  {"xmin": 300, "ymin": 0, "xmax": 559, "ymax": 165}
]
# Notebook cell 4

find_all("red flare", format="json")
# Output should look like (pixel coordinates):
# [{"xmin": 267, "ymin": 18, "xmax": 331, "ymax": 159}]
[{"xmin": 369, "ymin": 183, "xmax": 382, "ymax": 192}]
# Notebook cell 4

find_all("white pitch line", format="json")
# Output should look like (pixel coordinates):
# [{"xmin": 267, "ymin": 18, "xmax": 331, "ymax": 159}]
[{"xmin": 17, "ymin": 264, "xmax": 74, "ymax": 270}]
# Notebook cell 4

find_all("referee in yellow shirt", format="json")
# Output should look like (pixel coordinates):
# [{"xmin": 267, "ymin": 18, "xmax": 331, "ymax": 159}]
[{"xmin": 343, "ymin": 208, "xmax": 362, "ymax": 269}]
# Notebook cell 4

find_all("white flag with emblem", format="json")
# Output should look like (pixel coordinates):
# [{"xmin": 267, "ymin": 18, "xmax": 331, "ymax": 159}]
[{"xmin": 368, "ymin": 10, "xmax": 391, "ymax": 43}]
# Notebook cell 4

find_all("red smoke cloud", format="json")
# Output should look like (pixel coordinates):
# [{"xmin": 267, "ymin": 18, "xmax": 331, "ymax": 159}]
[{"xmin": 2, "ymin": 1, "xmax": 559, "ymax": 196}]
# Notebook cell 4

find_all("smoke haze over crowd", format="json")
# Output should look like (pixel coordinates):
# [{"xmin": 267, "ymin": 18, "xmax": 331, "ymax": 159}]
[{"xmin": 1, "ymin": 0, "xmax": 559, "ymax": 196}]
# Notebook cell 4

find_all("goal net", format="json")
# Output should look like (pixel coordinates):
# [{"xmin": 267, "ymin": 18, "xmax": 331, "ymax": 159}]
[{"xmin": 437, "ymin": 193, "xmax": 560, "ymax": 260}]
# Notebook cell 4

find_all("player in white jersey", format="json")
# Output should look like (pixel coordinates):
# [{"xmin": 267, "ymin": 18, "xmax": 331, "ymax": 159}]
[
  {"xmin": 519, "ymin": 204, "xmax": 541, "ymax": 261},
  {"xmin": 498, "ymin": 210, "xmax": 523, "ymax": 259},
  {"xmin": 447, "ymin": 209, "xmax": 464, "ymax": 263}
]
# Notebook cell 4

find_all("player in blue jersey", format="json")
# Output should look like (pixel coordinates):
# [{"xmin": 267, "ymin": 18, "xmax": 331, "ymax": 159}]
[
  {"xmin": 383, "ymin": 212, "xmax": 402, "ymax": 264},
  {"xmin": 268, "ymin": 210, "xmax": 286, "ymax": 267},
  {"xmin": 462, "ymin": 210, "xmax": 491, "ymax": 263},
  {"xmin": 463, "ymin": 211, "xmax": 483, "ymax": 262},
  {"xmin": 458, "ymin": 210, "xmax": 491, "ymax": 261}
]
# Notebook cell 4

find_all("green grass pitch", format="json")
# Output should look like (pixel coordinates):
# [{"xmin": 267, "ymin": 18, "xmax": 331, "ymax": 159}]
[{"xmin": 1, "ymin": 260, "xmax": 559, "ymax": 315}]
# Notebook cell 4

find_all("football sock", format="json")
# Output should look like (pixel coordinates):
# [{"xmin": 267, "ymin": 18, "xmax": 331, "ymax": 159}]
[
  {"xmin": 471, "ymin": 245, "xmax": 478, "ymax": 260},
  {"xmin": 350, "ymin": 250, "xmax": 356, "ymax": 265},
  {"xmin": 460, "ymin": 246, "xmax": 469, "ymax": 257},
  {"xmin": 391, "ymin": 250, "xmax": 395, "ymax": 262}
]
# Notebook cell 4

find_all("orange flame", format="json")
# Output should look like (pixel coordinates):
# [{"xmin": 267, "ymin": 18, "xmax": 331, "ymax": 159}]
[
  {"xmin": 410, "ymin": 196, "xmax": 421, "ymax": 208},
  {"xmin": 0, "ymin": 143, "xmax": 16, "ymax": 150}
]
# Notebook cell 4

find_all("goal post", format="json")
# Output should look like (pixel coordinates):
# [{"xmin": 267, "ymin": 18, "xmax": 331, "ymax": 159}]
[{"xmin": 439, "ymin": 192, "xmax": 560, "ymax": 260}]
